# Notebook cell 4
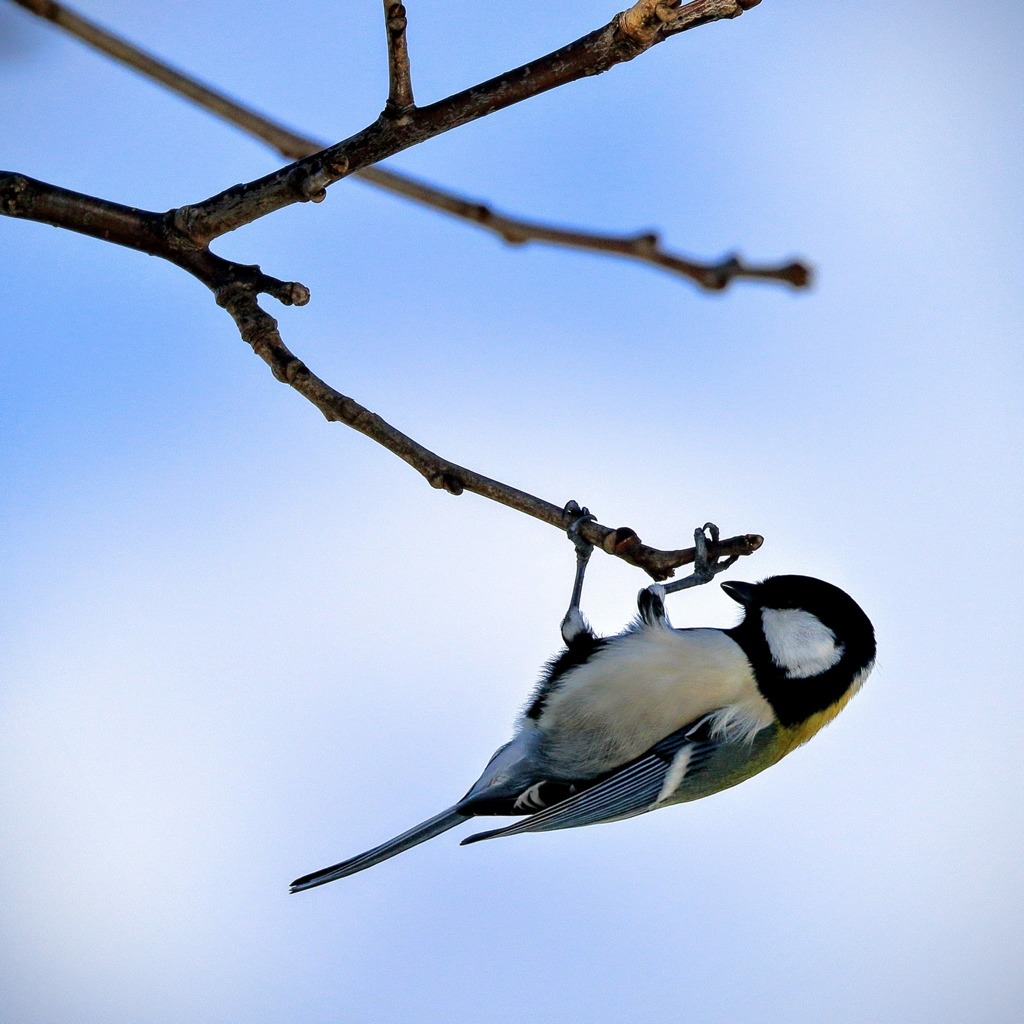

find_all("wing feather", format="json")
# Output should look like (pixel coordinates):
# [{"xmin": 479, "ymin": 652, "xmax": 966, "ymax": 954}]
[{"xmin": 460, "ymin": 718, "xmax": 719, "ymax": 845}]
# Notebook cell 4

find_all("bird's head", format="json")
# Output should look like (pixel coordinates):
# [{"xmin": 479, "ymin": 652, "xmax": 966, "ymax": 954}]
[{"xmin": 722, "ymin": 575, "xmax": 876, "ymax": 729}]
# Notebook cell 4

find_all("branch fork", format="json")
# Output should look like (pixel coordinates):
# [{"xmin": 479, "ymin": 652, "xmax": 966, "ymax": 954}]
[
  {"xmin": 3, "ymin": 0, "xmax": 773, "ymax": 582},
  {"xmin": 9, "ymin": 0, "xmax": 805, "ymax": 292}
]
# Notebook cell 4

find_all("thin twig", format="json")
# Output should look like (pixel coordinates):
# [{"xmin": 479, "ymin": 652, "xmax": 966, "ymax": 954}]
[
  {"xmin": 356, "ymin": 168, "xmax": 809, "ymax": 289},
  {"xmin": 382, "ymin": 0, "xmax": 414, "ymax": 117},
  {"xmin": 9, "ymin": 0, "xmax": 807, "ymax": 290}
]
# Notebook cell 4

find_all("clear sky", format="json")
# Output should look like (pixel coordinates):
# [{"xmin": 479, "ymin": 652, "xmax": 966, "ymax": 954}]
[{"xmin": 2, "ymin": 2, "xmax": 1022, "ymax": 1022}]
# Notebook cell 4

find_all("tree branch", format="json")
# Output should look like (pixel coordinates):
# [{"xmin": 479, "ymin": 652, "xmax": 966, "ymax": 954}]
[
  {"xmin": 356, "ymin": 168, "xmax": 809, "ymax": 289},
  {"xmin": 211, "ymin": 283, "xmax": 765, "ymax": 580},
  {"xmin": 382, "ymin": 0, "xmax": 415, "ymax": 117},
  {"xmin": 0, "ymin": 172, "xmax": 312, "ymax": 303},
  {"xmin": 1, "ymin": 169, "xmax": 762, "ymax": 579},
  {"xmin": 3, "ymin": 0, "xmax": 771, "ymax": 579},
  {"xmin": 162, "ymin": 0, "xmax": 765, "ymax": 243},
  {"xmin": 9, "ymin": 0, "xmax": 807, "ymax": 291}
]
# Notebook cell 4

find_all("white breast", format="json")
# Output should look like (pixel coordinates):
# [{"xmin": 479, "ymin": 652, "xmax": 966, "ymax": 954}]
[{"xmin": 535, "ymin": 626, "xmax": 772, "ymax": 777}]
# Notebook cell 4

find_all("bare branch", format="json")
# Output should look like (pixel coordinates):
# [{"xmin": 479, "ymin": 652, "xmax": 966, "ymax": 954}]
[
  {"xmin": 357, "ymin": 168, "xmax": 808, "ymax": 289},
  {"xmin": 3, "ymin": 1, "xmax": 770, "ymax": 578},
  {"xmin": 216, "ymin": 285, "xmax": 765, "ymax": 579},
  {"xmin": 382, "ymin": 0, "xmax": 415, "ymax": 117},
  {"xmin": 0, "ymin": 172, "xmax": 311, "ymax": 303},
  {"xmin": 359, "ymin": 168, "xmax": 810, "ymax": 289},
  {"xmin": 10, "ymin": 0, "xmax": 807, "ymax": 291},
  {"xmin": 1, "ymin": 168, "xmax": 762, "ymax": 579},
  {"xmin": 211, "ymin": 284, "xmax": 765, "ymax": 582},
  {"xmin": 162, "ymin": 0, "xmax": 764, "ymax": 243}
]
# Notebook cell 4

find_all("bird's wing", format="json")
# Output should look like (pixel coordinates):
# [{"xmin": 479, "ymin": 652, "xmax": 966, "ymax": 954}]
[{"xmin": 460, "ymin": 717, "xmax": 722, "ymax": 845}]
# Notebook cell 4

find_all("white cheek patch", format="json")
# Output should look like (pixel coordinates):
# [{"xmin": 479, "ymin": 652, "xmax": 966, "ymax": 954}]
[{"xmin": 761, "ymin": 608, "xmax": 844, "ymax": 679}]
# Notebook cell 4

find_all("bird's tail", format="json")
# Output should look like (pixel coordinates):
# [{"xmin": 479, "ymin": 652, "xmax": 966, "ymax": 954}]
[{"xmin": 289, "ymin": 806, "xmax": 469, "ymax": 892}]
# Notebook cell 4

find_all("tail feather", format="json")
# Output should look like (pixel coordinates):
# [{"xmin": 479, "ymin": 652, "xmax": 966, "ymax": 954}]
[{"xmin": 289, "ymin": 807, "xmax": 468, "ymax": 892}]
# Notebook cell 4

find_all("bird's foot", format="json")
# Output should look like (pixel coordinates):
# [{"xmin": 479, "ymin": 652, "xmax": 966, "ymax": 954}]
[
  {"xmin": 561, "ymin": 501, "xmax": 598, "ymax": 644},
  {"xmin": 662, "ymin": 523, "xmax": 739, "ymax": 594},
  {"xmin": 562, "ymin": 500, "xmax": 596, "ymax": 562}
]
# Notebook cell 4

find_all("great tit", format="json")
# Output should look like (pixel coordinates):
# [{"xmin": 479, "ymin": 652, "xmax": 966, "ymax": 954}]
[{"xmin": 291, "ymin": 517, "xmax": 875, "ymax": 892}]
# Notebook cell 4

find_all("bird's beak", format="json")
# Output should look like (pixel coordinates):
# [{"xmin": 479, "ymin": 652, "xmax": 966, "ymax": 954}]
[{"xmin": 721, "ymin": 580, "xmax": 755, "ymax": 606}]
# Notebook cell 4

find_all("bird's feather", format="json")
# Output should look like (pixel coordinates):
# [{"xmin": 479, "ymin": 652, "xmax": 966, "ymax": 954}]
[
  {"xmin": 290, "ymin": 806, "xmax": 468, "ymax": 891},
  {"xmin": 460, "ymin": 716, "xmax": 722, "ymax": 845}
]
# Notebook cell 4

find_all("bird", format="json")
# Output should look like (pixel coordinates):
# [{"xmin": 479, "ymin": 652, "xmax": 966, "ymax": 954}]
[{"xmin": 290, "ymin": 509, "xmax": 875, "ymax": 892}]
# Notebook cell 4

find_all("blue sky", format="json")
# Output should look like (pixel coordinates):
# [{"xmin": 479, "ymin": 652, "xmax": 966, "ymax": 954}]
[{"xmin": 2, "ymin": 2, "xmax": 1022, "ymax": 1022}]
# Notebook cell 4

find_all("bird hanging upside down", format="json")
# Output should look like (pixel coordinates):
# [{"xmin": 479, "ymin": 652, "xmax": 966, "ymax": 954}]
[{"xmin": 291, "ymin": 505, "xmax": 875, "ymax": 892}]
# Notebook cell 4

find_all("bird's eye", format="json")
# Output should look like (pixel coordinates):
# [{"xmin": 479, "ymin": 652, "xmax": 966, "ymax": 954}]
[{"xmin": 760, "ymin": 608, "xmax": 844, "ymax": 679}]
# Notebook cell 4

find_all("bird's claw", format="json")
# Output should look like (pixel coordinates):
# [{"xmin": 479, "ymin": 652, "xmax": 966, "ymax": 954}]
[
  {"xmin": 563, "ymin": 500, "xmax": 597, "ymax": 562},
  {"xmin": 691, "ymin": 523, "xmax": 716, "ymax": 585},
  {"xmin": 662, "ymin": 522, "xmax": 739, "ymax": 594}
]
